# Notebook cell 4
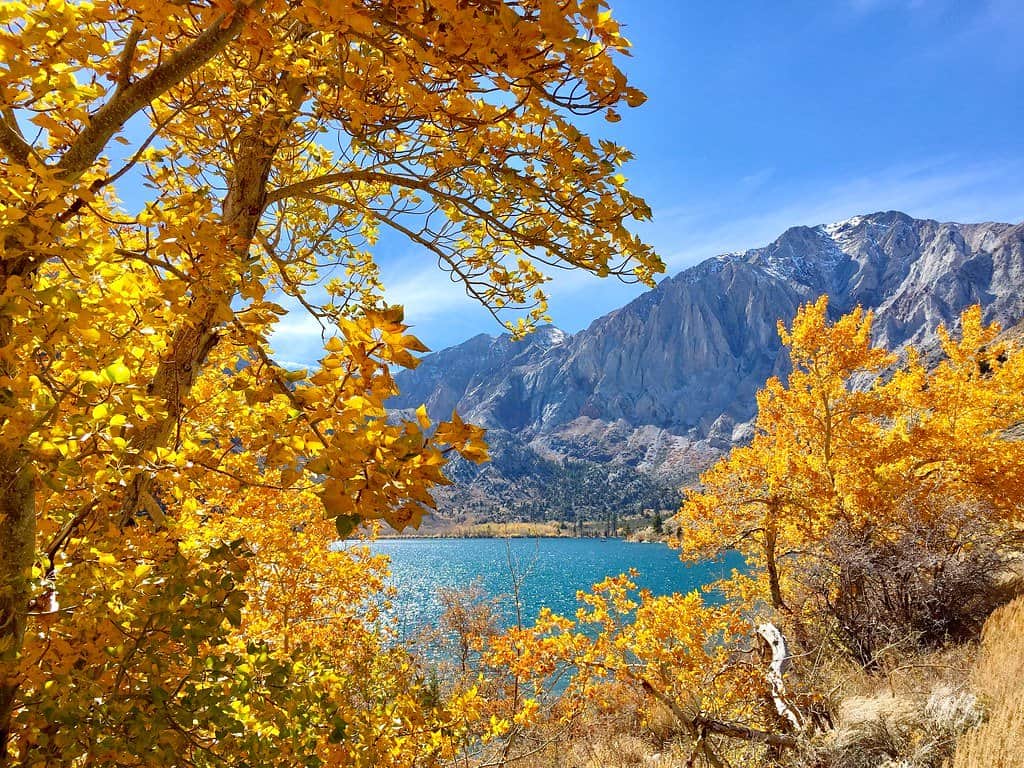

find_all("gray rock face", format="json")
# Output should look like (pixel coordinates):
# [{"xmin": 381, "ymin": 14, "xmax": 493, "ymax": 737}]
[{"xmin": 392, "ymin": 212, "xmax": 1024, "ymax": 517}]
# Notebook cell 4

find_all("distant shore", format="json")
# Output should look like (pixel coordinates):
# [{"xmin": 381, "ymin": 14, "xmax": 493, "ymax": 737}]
[{"xmin": 366, "ymin": 519, "xmax": 672, "ymax": 544}]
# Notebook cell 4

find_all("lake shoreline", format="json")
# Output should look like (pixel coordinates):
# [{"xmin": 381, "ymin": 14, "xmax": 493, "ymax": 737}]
[{"xmin": 361, "ymin": 534, "xmax": 669, "ymax": 544}]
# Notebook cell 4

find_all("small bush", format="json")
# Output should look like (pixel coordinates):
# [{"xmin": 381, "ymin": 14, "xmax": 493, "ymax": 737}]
[{"xmin": 797, "ymin": 502, "xmax": 1013, "ymax": 667}]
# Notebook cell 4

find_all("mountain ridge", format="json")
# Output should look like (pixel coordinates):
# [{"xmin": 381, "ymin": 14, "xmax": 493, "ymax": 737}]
[{"xmin": 393, "ymin": 211, "xmax": 1024, "ymax": 520}]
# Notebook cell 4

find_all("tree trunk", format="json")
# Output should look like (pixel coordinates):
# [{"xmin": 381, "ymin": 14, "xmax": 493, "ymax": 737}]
[
  {"xmin": 765, "ymin": 510, "xmax": 786, "ymax": 611},
  {"xmin": 0, "ymin": 451, "xmax": 34, "ymax": 764},
  {"xmin": 118, "ymin": 302, "xmax": 222, "ymax": 526},
  {"xmin": 115, "ymin": 111, "xmax": 300, "ymax": 525}
]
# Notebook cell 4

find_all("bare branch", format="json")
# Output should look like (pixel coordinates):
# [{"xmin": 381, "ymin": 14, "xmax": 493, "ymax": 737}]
[
  {"xmin": 114, "ymin": 249, "xmax": 190, "ymax": 283},
  {"xmin": 44, "ymin": 499, "xmax": 99, "ymax": 575},
  {"xmin": 638, "ymin": 675, "xmax": 799, "ymax": 751}
]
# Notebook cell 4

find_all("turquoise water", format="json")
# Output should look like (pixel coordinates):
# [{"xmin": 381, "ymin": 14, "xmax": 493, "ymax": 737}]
[{"xmin": 364, "ymin": 537, "xmax": 742, "ymax": 638}]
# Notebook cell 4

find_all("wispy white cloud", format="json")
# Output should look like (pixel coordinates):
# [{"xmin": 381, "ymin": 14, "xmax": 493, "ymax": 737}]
[
  {"xmin": 268, "ymin": 156, "xmax": 1024, "ymax": 360},
  {"xmin": 266, "ymin": 314, "xmax": 330, "ymax": 368},
  {"xmin": 532, "ymin": 156, "xmax": 1024, "ymax": 324},
  {"xmin": 276, "ymin": 360, "xmax": 311, "ymax": 371},
  {"xmin": 266, "ymin": 256, "xmax": 496, "ymax": 364},
  {"xmin": 739, "ymin": 168, "xmax": 775, "ymax": 190},
  {"xmin": 937, "ymin": 0, "xmax": 1024, "ymax": 72},
  {"xmin": 842, "ymin": 0, "xmax": 1023, "ymax": 71},
  {"xmin": 645, "ymin": 157, "xmax": 1024, "ymax": 273},
  {"xmin": 383, "ymin": 262, "xmax": 479, "ymax": 320},
  {"xmin": 271, "ymin": 316, "xmax": 330, "ymax": 338},
  {"xmin": 846, "ymin": 0, "xmax": 928, "ymax": 14}
]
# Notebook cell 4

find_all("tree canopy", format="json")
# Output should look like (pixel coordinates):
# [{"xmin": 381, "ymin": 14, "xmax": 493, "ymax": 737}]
[
  {"xmin": 0, "ymin": 1, "xmax": 660, "ymax": 762},
  {"xmin": 676, "ymin": 298, "xmax": 1024, "ymax": 617}
]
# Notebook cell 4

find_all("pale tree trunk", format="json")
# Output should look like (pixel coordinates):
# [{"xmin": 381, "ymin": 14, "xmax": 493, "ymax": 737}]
[{"xmin": 756, "ymin": 622, "xmax": 803, "ymax": 731}]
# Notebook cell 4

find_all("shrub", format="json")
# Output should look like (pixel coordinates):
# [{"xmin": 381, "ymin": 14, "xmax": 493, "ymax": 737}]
[{"xmin": 797, "ymin": 502, "xmax": 1013, "ymax": 668}]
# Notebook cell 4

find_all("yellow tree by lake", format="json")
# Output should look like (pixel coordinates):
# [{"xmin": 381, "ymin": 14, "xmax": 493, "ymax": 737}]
[
  {"xmin": 676, "ymin": 297, "xmax": 896, "ymax": 610},
  {"xmin": 676, "ymin": 297, "xmax": 1024, "ymax": 620},
  {"xmin": 0, "ymin": 1, "xmax": 661, "ymax": 762},
  {"xmin": 431, "ymin": 301, "xmax": 1024, "ymax": 766}
]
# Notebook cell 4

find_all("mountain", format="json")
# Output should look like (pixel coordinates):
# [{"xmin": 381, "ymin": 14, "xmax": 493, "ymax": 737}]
[{"xmin": 392, "ymin": 212, "xmax": 1024, "ymax": 521}]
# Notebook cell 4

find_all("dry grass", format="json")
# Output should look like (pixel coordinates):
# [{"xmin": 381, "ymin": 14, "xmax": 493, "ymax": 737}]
[
  {"xmin": 798, "ymin": 642, "xmax": 982, "ymax": 768},
  {"xmin": 518, "ymin": 731, "xmax": 709, "ymax": 768},
  {"xmin": 951, "ymin": 595, "xmax": 1024, "ymax": 768},
  {"xmin": 490, "ymin": 692, "xmax": 712, "ymax": 768},
  {"xmin": 561, "ymin": 733, "xmax": 652, "ymax": 767},
  {"xmin": 805, "ymin": 685, "xmax": 982, "ymax": 768}
]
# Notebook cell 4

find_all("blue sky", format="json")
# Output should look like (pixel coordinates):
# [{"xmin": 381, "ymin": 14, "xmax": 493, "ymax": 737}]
[{"xmin": 276, "ymin": 1, "xmax": 1024, "ymax": 362}]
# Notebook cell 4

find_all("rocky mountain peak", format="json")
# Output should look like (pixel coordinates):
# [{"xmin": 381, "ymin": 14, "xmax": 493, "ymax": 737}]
[{"xmin": 392, "ymin": 212, "xmax": 1024, "ymax": 518}]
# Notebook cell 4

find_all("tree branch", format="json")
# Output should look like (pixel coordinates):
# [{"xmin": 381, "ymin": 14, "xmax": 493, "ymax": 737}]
[
  {"xmin": 114, "ymin": 249, "xmax": 190, "ymax": 283},
  {"xmin": 0, "ymin": 115, "xmax": 32, "ymax": 166},
  {"xmin": 270, "ymin": 168, "xmax": 564, "ymax": 262},
  {"xmin": 57, "ymin": 0, "xmax": 264, "ymax": 179},
  {"xmin": 116, "ymin": 23, "xmax": 144, "ymax": 90},
  {"xmin": 638, "ymin": 676, "xmax": 799, "ymax": 750},
  {"xmin": 44, "ymin": 499, "xmax": 99, "ymax": 576}
]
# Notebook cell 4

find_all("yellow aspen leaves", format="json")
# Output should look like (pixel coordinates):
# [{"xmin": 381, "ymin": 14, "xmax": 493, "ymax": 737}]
[
  {"xmin": 0, "ymin": 0, "xmax": 659, "ymax": 763},
  {"xmin": 676, "ymin": 298, "xmax": 1024, "ymax": 612}
]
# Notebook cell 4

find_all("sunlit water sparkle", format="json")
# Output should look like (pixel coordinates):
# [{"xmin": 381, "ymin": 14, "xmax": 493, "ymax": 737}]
[{"xmin": 354, "ymin": 537, "xmax": 742, "ymax": 641}]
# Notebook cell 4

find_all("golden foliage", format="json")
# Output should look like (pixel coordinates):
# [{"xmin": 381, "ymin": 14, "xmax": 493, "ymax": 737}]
[
  {"xmin": 0, "ymin": 0, "xmax": 659, "ymax": 763},
  {"xmin": 440, "ymin": 572, "xmax": 775, "ymax": 767},
  {"xmin": 675, "ymin": 298, "xmax": 1024, "ymax": 615}
]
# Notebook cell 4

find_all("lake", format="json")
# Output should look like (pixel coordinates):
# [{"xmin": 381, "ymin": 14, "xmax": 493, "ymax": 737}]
[{"xmin": 363, "ymin": 537, "xmax": 742, "ymax": 639}]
